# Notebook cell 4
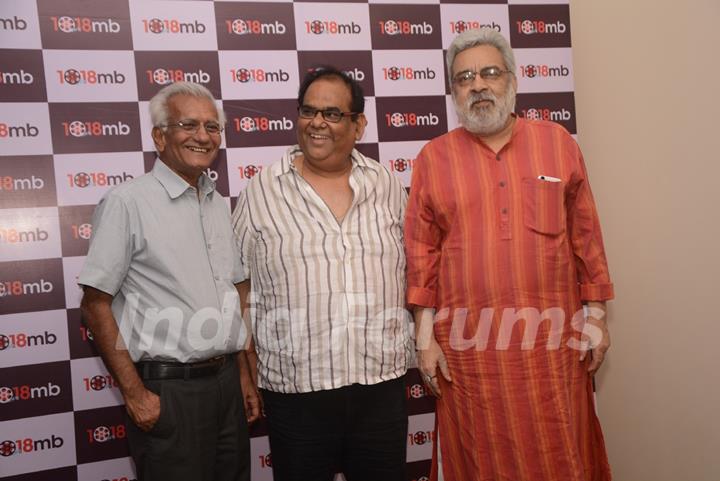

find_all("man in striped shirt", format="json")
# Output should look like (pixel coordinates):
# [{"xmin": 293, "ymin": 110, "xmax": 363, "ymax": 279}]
[
  {"xmin": 405, "ymin": 29, "xmax": 614, "ymax": 481},
  {"xmin": 232, "ymin": 67, "xmax": 411, "ymax": 481}
]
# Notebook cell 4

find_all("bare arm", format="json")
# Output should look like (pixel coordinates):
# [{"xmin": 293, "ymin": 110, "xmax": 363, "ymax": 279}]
[
  {"xmin": 80, "ymin": 286, "xmax": 160, "ymax": 431},
  {"xmin": 414, "ymin": 306, "xmax": 452, "ymax": 398},
  {"xmin": 235, "ymin": 280, "xmax": 261, "ymax": 422}
]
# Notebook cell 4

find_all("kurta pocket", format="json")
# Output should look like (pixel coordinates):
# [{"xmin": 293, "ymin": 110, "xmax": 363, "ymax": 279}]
[{"xmin": 521, "ymin": 178, "xmax": 566, "ymax": 235}]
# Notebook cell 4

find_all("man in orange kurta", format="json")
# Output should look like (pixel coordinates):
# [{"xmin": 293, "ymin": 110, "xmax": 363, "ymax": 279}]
[{"xmin": 405, "ymin": 28, "xmax": 614, "ymax": 481}]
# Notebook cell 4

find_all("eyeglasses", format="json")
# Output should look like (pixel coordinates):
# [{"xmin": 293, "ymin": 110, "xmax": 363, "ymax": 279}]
[
  {"xmin": 163, "ymin": 119, "xmax": 224, "ymax": 135},
  {"xmin": 452, "ymin": 66, "xmax": 514, "ymax": 87},
  {"xmin": 298, "ymin": 105, "xmax": 356, "ymax": 123}
]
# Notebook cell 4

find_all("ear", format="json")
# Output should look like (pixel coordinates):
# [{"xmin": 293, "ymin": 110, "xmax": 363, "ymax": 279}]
[
  {"xmin": 354, "ymin": 114, "xmax": 367, "ymax": 142},
  {"xmin": 151, "ymin": 127, "xmax": 166, "ymax": 153}
]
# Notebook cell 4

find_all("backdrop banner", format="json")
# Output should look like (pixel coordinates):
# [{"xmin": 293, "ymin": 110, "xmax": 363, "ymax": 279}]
[{"xmin": 0, "ymin": 1, "xmax": 576, "ymax": 479}]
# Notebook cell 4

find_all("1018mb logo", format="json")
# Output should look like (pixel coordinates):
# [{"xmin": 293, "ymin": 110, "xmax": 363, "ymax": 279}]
[
  {"xmin": 0, "ymin": 435, "xmax": 64, "ymax": 457},
  {"xmin": 226, "ymin": 19, "xmax": 286, "ymax": 35},
  {"xmin": 86, "ymin": 424, "xmax": 126, "ymax": 444},
  {"xmin": 235, "ymin": 116, "xmax": 293, "ymax": 133},
  {"xmin": 66, "ymin": 170, "xmax": 133, "ymax": 189},
  {"xmin": 62, "ymin": 120, "xmax": 131, "ymax": 138},
  {"xmin": 305, "ymin": 19, "xmax": 361, "ymax": 35},
  {"xmin": 146, "ymin": 68, "xmax": 211, "ymax": 85},
  {"xmin": 516, "ymin": 19, "xmax": 567, "ymax": 35},
  {"xmin": 56, "ymin": 69, "xmax": 125, "ymax": 85},
  {"xmin": 50, "ymin": 16, "xmax": 120, "ymax": 33},
  {"xmin": 386, "ymin": 112, "xmax": 439, "ymax": 128},
  {"xmin": 0, "ymin": 70, "xmax": 34, "ymax": 85},
  {"xmin": 0, "ymin": 174, "xmax": 45, "ymax": 192},
  {"xmin": 0, "ymin": 381, "xmax": 61, "ymax": 404},
  {"xmin": 0, "ymin": 330, "xmax": 57, "ymax": 351},
  {"xmin": 230, "ymin": 68, "xmax": 290, "ymax": 84},
  {"xmin": 378, "ymin": 20, "xmax": 432, "ymax": 35},
  {"xmin": 0, "ymin": 122, "xmax": 39, "ymax": 138},
  {"xmin": 0, "ymin": 278, "xmax": 53, "ymax": 297},
  {"xmin": 142, "ymin": 18, "xmax": 205, "ymax": 34}
]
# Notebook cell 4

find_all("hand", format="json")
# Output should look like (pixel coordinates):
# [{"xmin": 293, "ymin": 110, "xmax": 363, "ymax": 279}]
[
  {"xmin": 417, "ymin": 337, "xmax": 452, "ymax": 398},
  {"xmin": 241, "ymin": 377, "xmax": 262, "ymax": 424},
  {"xmin": 124, "ymin": 387, "xmax": 161, "ymax": 432},
  {"xmin": 580, "ymin": 312, "xmax": 611, "ymax": 376}
]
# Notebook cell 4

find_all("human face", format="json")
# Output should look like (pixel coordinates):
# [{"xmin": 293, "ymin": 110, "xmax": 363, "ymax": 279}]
[
  {"xmin": 451, "ymin": 45, "xmax": 517, "ymax": 136},
  {"xmin": 297, "ymin": 77, "xmax": 366, "ymax": 172},
  {"xmin": 152, "ymin": 94, "xmax": 221, "ymax": 186}
]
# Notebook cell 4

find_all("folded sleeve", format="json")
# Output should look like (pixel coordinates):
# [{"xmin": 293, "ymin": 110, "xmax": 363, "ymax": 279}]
[
  {"xmin": 77, "ymin": 192, "xmax": 133, "ymax": 296},
  {"xmin": 404, "ymin": 147, "xmax": 442, "ymax": 308},
  {"xmin": 566, "ymin": 142, "xmax": 614, "ymax": 302}
]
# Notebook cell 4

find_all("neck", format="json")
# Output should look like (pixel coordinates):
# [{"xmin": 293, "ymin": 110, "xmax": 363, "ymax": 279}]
[
  {"xmin": 161, "ymin": 159, "xmax": 201, "ymax": 188},
  {"xmin": 297, "ymin": 155, "xmax": 353, "ymax": 179},
  {"xmin": 476, "ymin": 115, "xmax": 516, "ymax": 153}
]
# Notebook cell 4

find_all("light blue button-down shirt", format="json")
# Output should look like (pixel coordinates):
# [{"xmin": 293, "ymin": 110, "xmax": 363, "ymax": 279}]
[{"xmin": 79, "ymin": 159, "xmax": 246, "ymax": 362}]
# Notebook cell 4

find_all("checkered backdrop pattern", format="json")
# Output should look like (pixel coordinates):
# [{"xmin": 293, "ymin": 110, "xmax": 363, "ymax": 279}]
[{"xmin": 0, "ymin": 0, "xmax": 576, "ymax": 479}]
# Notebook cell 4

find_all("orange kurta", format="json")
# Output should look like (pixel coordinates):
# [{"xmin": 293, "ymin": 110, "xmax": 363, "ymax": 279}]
[{"xmin": 405, "ymin": 118, "xmax": 614, "ymax": 481}]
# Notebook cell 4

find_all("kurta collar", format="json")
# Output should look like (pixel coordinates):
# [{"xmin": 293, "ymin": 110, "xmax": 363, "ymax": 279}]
[{"xmin": 460, "ymin": 113, "xmax": 525, "ymax": 152}]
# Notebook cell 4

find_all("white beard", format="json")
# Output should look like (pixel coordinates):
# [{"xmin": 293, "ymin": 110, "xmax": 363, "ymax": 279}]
[{"xmin": 454, "ymin": 82, "xmax": 516, "ymax": 136}]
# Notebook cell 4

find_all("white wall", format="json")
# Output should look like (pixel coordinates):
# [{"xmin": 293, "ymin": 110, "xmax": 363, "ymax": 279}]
[{"xmin": 569, "ymin": 1, "xmax": 720, "ymax": 479}]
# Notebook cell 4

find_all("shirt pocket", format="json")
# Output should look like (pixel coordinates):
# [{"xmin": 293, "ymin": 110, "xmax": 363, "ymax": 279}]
[{"xmin": 521, "ymin": 178, "xmax": 566, "ymax": 235}]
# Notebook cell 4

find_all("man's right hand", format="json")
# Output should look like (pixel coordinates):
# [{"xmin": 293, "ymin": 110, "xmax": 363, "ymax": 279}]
[
  {"xmin": 417, "ymin": 337, "xmax": 452, "ymax": 398},
  {"xmin": 125, "ymin": 387, "xmax": 161, "ymax": 432}
]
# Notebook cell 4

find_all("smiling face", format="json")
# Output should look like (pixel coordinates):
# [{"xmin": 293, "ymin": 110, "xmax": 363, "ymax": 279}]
[
  {"xmin": 296, "ymin": 77, "xmax": 366, "ymax": 173},
  {"xmin": 151, "ymin": 94, "xmax": 221, "ymax": 186},
  {"xmin": 451, "ymin": 44, "xmax": 517, "ymax": 136}
]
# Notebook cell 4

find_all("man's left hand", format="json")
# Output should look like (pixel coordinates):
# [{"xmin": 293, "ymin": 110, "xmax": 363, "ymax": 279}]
[
  {"xmin": 580, "ymin": 302, "xmax": 611, "ymax": 375},
  {"xmin": 242, "ymin": 379, "xmax": 261, "ymax": 424}
]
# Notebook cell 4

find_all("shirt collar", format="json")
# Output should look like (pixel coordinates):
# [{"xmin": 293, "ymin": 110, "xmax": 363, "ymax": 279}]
[
  {"xmin": 152, "ymin": 158, "xmax": 216, "ymax": 199},
  {"xmin": 272, "ymin": 145, "xmax": 381, "ymax": 177}
]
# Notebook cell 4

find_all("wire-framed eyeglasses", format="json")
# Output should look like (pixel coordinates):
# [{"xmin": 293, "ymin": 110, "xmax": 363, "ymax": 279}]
[
  {"xmin": 452, "ymin": 66, "xmax": 514, "ymax": 87},
  {"xmin": 163, "ymin": 119, "xmax": 224, "ymax": 135}
]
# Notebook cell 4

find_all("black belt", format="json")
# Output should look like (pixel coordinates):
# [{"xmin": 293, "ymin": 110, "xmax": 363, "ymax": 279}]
[{"xmin": 136, "ymin": 354, "xmax": 233, "ymax": 380}]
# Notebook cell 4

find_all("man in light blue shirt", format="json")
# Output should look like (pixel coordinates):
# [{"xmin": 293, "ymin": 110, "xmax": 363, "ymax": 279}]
[{"xmin": 79, "ymin": 82, "xmax": 258, "ymax": 481}]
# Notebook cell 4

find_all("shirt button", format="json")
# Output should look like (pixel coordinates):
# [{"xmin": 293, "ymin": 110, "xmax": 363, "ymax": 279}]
[
  {"xmin": 501, "ymin": 208, "xmax": 508, "ymax": 214},
  {"xmin": 214, "ymin": 275, "xmax": 220, "ymax": 281},
  {"xmin": 499, "ymin": 181, "xmax": 506, "ymax": 187},
  {"xmin": 496, "ymin": 154, "xmax": 501, "ymax": 161},
  {"xmin": 207, "ymin": 243, "xmax": 212, "ymax": 250}
]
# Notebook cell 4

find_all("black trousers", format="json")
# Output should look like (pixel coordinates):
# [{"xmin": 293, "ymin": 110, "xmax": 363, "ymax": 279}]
[
  {"xmin": 262, "ymin": 376, "xmax": 408, "ymax": 481},
  {"xmin": 127, "ymin": 359, "xmax": 250, "ymax": 481}
]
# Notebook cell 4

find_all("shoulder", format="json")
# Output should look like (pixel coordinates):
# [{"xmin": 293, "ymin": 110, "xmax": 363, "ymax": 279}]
[
  {"xmin": 521, "ymin": 118, "xmax": 575, "ymax": 142},
  {"xmin": 244, "ymin": 157, "xmax": 282, "ymax": 196},
  {"xmin": 101, "ymin": 171, "xmax": 157, "ymax": 202},
  {"xmin": 355, "ymin": 150, "xmax": 405, "ymax": 192},
  {"xmin": 416, "ymin": 128, "xmax": 467, "ymax": 160}
]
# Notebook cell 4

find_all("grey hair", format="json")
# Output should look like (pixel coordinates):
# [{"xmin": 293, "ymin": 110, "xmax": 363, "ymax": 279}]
[
  {"xmin": 446, "ymin": 28, "xmax": 516, "ymax": 81},
  {"xmin": 148, "ymin": 81, "xmax": 226, "ymax": 129}
]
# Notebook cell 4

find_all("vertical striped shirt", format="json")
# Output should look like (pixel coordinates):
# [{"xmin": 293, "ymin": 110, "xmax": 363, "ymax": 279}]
[
  {"xmin": 405, "ymin": 118, "xmax": 613, "ymax": 481},
  {"xmin": 232, "ymin": 146, "xmax": 410, "ymax": 394}
]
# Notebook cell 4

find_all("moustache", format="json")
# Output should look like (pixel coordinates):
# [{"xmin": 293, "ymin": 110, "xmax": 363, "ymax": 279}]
[{"xmin": 466, "ymin": 91, "xmax": 497, "ymax": 107}]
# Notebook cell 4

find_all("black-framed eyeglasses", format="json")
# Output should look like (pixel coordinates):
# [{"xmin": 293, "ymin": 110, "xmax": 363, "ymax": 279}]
[
  {"xmin": 163, "ymin": 119, "xmax": 224, "ymax": 135},
  {"xmin": 452, "ymin": 66, "xmax": 514, "ymax": 87},
  {"xmin": 298, "ymin": 105, "xmax": 356, "ymax": 123}
]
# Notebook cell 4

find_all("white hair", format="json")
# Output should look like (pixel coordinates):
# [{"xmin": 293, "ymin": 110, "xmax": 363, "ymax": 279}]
[
  {"xmin": 446, "ymin": 28, "xmax": 516, "ymax": 81},
  {"xmin": 148, "ymin": 81, "xmax": 226, "ymax": 129}
]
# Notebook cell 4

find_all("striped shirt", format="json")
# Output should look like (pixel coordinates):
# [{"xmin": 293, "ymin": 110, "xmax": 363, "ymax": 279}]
[{"xmin": 232, "ymin": 146, "xmax": 410, "ymax": 394}]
